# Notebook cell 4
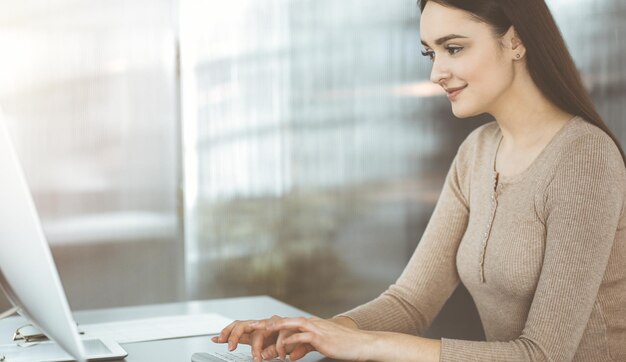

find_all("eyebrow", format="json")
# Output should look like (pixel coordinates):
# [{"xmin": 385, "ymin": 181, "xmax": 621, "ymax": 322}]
[{"xmin": 420, "ymin": 34, "xmax": 468, "ymax": 47}]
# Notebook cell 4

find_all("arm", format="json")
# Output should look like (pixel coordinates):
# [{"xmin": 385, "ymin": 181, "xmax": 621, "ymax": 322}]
[
  {"xmin": 329, "ymin": 316, "xmax": 359, "ymax": 329},
  {"xmin": 330, "ymin": 316, "xmax": 443, "ymax": 361},
  {"xmin": 439, "ymin": 134, "xmax": 625, "ymax": 361},
  {"xmin": 328, "ymin": 317, "xmax": 443, "ymax": 362},
  {"xmin": 369, "ymin": 332, "xmax": 441, "ymax": 362},
  {"xmin": 255, "ymin": 135, "xmax": 478, "ymax": 361}
]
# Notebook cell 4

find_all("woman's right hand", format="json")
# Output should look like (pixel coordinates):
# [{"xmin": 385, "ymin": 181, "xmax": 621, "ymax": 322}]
[{"xmin": 212, "ymin": 315, "xmax": 306, "ymax": 361}]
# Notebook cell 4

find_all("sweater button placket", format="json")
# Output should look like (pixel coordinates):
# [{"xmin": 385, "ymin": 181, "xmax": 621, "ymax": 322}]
[{"xmin": 480, "ymin": 172, "xmax": 500, "ymax": 283}]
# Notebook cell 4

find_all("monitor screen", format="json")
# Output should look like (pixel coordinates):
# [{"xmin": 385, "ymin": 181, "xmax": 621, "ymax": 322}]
[{"xmin": 0, "ymin": 116, "xmax": 86, "ymax": 362}]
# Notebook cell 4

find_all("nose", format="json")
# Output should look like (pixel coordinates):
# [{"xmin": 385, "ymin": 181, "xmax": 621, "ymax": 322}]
[{"xmin": 430, "ymin": 58, "xmax": 451, "ymax": 85}]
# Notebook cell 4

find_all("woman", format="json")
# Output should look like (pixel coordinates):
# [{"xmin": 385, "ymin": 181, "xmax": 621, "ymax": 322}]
[{"xmin": 213, "ymin": 0, "xmax": 626, "ymax": 361}]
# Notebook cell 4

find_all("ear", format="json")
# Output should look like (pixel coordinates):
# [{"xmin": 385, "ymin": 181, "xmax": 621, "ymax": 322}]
[{"xmin": 505, "ymin": 26, "xmax": 526, "ymax": 61}]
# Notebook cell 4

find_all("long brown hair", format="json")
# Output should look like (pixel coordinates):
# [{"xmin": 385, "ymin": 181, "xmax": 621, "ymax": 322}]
[{"xmin": 419, "ymin": 0, "xmax": 626, "ymax": 166}]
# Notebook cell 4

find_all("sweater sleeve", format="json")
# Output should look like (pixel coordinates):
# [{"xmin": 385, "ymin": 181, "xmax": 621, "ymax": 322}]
[
  {"xmin": 336, "ymin": 136, "xmax": 473, "ymax": 336},
  {"xmin": 441, "ymin": 133, "xmax": 626, "ymax": 361}
]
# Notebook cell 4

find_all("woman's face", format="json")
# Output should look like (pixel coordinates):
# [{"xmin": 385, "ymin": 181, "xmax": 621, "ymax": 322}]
[{"xmin": 420, "ymin": 1, "xmax": 517, "ymax": 118}]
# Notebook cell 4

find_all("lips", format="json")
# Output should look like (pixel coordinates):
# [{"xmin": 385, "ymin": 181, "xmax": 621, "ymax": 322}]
[
  {"xmin": 446, "ymin": 85, "xmax": 467, "ymax": 93},
  {"xmin": 445, "ymin": 85, "xmax": 467, "ymax": 100}
]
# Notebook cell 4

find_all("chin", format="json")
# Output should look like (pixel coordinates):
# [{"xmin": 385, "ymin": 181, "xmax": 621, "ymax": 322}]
[{"xmin": 450, "ymin": 105, "xmax": 477, "ymax": 118}]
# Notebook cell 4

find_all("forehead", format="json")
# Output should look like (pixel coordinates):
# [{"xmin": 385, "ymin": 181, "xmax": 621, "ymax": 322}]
[{"xmin": 420, "ymin": 2, "xmax": 490, "ymax": 45}]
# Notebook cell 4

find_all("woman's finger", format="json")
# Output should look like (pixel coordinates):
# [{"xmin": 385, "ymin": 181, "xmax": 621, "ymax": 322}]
[
  {"xmin": 261, "ymin": 344, "xmax": 278, "ymax": 360},
  {"xmin": 227, "ymin": 321, "xmax": 256, "ymax": 350},
  {"xmin": 250, "ymin": 330, "xmax": 265, "ymax": 362},
  {"xmin": 216, "ymin": 320, "xmax": 240, "ymax": 343},
  {"xmin": 212, "ymin": 334, "xmax": 251, "ymax": 344},
  {"xmin": 289, "ymin": 343, "xmax": 315, "ymax": 361},
  {"xmin": 237, "ymin": 334, "xmax": 252, "ymax": 345},
  {"xmin": 275, "ymin": 329, "xmax": 291, "ymax": 360},
  {"xmin": 213, "ymin": 332, "xmax": 251, "ymax": 345}
]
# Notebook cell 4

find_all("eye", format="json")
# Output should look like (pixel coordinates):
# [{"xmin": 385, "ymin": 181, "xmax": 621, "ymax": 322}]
[
  {"xmin": 421, "ymin": 46, "xmax": 463, "ymax": 62},
  {"xmin": 421, "ymin": 49, "xmax": 435, "ymax": 61},
  {"xmin": 446, "ymin": 45, "xmax": 463, "ymax": 55}
]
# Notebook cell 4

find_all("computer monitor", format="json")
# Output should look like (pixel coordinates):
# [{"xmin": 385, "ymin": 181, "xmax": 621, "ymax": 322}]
[{"xmin": 0, "ymin": 116, "xmax": 86, "ymax": 362}]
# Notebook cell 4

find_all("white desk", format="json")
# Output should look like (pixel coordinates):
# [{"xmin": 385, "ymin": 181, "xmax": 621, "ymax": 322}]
[{"xmin": 0, "ymin": 296, "xmax": 339, "ymax": 362}]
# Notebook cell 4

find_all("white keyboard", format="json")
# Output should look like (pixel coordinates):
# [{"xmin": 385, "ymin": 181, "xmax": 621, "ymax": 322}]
[{"xmin": 191, "ymin": 351, "xmax": 283, "ymax": 362}]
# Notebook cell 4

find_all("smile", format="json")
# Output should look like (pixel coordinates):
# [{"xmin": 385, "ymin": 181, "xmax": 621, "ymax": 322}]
[{"xmin": 446, "ymin": 85, "xmax": 467, "ymax": 101}]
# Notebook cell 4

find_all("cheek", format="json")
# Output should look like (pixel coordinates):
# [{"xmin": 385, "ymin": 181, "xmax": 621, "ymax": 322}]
[
  {"xmin": 463, "ymin": 54, "xmax": 510, "ymax": 91},
  {"xmin": 450, "ymin": 55, "xmax": 513, "ymax": 116},
  {"xmin": 483, "ymin": 56, "xmax": 513, "ymax": 86},
  {"xmin": 465, "ymin": 56, "xmax": 512, "ymax": 98}
]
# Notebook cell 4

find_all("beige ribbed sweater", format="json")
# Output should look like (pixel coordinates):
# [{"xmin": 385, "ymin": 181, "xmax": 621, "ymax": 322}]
[{"xmin": 339, "ymin": 117, "xmax": 626, "ymax": 361}]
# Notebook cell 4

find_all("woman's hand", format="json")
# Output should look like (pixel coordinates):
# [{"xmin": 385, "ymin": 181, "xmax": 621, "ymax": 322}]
[
  {"xmin": 251, "ymin": 316, "xmax": 376, "ymax": 361},
  {"xmin": 212, "ymin": 315, "xmax": 286, "ymax": 361}
]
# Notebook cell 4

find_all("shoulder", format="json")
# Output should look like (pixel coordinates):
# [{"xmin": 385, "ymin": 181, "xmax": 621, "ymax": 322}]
[
  {"xmin": 554, "ymin": 118, "xmax": 625, "ymax": 177},
  {"xmin": 542, "ymin": 119, "xmax": 626, "ymax": 221},
  {"xmin": 543, "ymin": 118, "xmax": 626, "ymax": 208}
]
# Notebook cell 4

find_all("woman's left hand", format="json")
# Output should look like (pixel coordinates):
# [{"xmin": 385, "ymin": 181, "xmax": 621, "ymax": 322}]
[{"xmin": 250, "ymin": 316, "xmax": 376, "ymax": 362}]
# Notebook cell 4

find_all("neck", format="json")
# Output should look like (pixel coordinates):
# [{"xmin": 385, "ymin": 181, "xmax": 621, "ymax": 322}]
[{"xmin": 488, "ymin": 67, "xmax": 574, "ymax": 151}]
